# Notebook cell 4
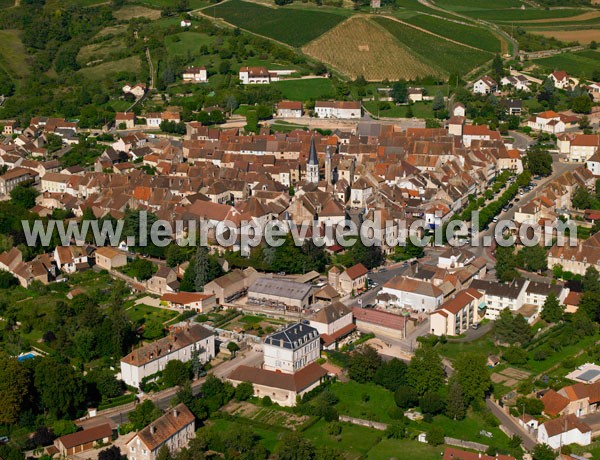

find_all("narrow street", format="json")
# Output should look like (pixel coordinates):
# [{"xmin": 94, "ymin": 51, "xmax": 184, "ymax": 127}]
[{"xmin": 486, "ymin": 398, "xmax": 537, "ymax": 450}]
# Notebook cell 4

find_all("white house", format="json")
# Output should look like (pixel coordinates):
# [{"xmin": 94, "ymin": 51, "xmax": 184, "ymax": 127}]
[
  {"xmin": 549, "ymin": 70, "xmax": 571, "ymax": 90},
  {"xmin": 120, "ymin": 324, "xmax": 214, "ymax": 388},
  {"xmin": 53, "ymin": 246, "xmax": 89, "ymax": 274},
  {"xmin": 239, "ymin": 66, "xmax": 273, "ymax": 84},
  {"xmin": 587, "ymin": 150, "xmax": 600, "ymax": 176},
  {"xmin": 452, "ymin": 103, "xmax": 466, "ymax": 117},
  {"xmin": 470, "ymin": 278, "xmax": 528, "ymax": 320},
  {"xmin": 263, "ymin": 322, "xmax": 320, "ymax": 374},
  {"xmin": 309, "ymin": 302, "xmax": 355, "ymax": 349},
  {"xmin": 473, "ymin": 75, "xmax": 498, "ymax": 95},
  {"xmin": 568, "ymin": 134, "xmax": 600, "ymax": 163},
  {"xmin": 408, "ymin": 88, "xmax": 423, "ymax": 103},
  {"xmin": 314, "ymin": 101, "xmax": 362, "ymax": 119},
  {"xmin": 276, "ymin": 101, "xmax": 303, "ymax": 118},
  {"xmin": 527, "ymin": 110, "xmax": 565, "ymax": 134},
  {"xmin": 161, "ymin": 292, "xmax": 217, "ymax": 313},
  {"xmin": 500, "ymin": 75, "xmax": 531, "ymax": 92},
  {"xmin": 182, "ymin": 66, "xmax": 207, "ymax": 83},
  {"xmin": 588, "ymin": 82, "xmax": 600, "ymax": 102},
  {"xmin": 122, "ymin": 84, "xmax": 146, "ymax": 99},
  {"xmin": 126, "ymin": 404, "xmax": 195, "ymax": 460},
  {"xmin": 537, "ymin": 414, "xmax": 591, "ymax": 449},
  {"xmin": 380, "ymin": 275, "xmax": 444, "ymax": 313},
  {"xmin": 146, "ymin": 113, "xmax": 162, "ymax": 128},
  {"xmin": 180, "ymin": 19, "xmax": 191, "ymax": 27}
]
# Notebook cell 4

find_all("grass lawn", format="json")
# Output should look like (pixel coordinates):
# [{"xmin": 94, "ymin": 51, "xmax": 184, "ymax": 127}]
[
  {"xmin": 363, "ymin": 101, "xmax": 435, "ymax": 119},
  {"xmin": 523, "ymin": 331, "xmax": 600, "ymax": 374},
  {"xmin": 532, "ymin": 50, "xmax": 600, "ymax": 80},
  {"xmin": 79, "ymin": 56, "xmax": 143, "ymax": 79},
  {"xmin": 436, "ymin": 333, "xmax": 499, "ymax": 362},
  {"xmin": 0, "ymin": 30, "xmax": 29, "ymax": 79},
  {"xmin": 208, "ymin": 418, "xmax": 283, "ymax": 452},
  {"xmin": 271, "ymin": 121, "xmax": 309, "ymax": 133},
  {"xmin": 165, "ymin": 31, "xmax": 215, "ymax": 57},
  {"xmin": 126, "ymin": 304, "xmax": 179, "ymax": 325},
  {"xmin": 330, "ymin": 381, "xmax": 396, "ymax": 423},
  {"xmin": 373, "ymin": 17, "xmax": 492, "ymax": 76},
  {"xmin": 77, "ymin": 37, "xmax": 128, "ymax": 67},
  {"xmin": 208, "ymin": 0, "xmax": 346, "ymax": 47},
  {"xmin": 462, "ymin": 8, "xmax": 586, "ymax": 22},
  {"xmin": 271, "ymin": 78, "xmax": 335, "ymax": 100},
  {"xmin": 435, "ymin": 0, "xmax": 523, "ymax": 10},
  {"xmin": 139, "ymin": 0, "xmax": 208, "ymax": 9},
  {"xmin": 303, "ymin": 419, "xmax": 383, "ymax": 458},
  {"xmin": 367, "ymin": 439, "xmax": 443, "ymax": 460}
]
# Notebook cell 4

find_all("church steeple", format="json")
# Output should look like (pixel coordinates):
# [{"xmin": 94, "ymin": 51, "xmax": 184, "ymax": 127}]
[{"xmin": 306, "ymin": 135, "xmax": 319, "ymax": 184}]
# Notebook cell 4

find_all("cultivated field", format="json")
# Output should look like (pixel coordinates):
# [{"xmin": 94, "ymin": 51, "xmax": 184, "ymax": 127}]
[
  {"xmin": 373, "ymin": 17, "xmax": 492, "ymax": 76},
  {"xmin": 303, "ymin": 17, "xmax": 440, "ymax": 81},
  {"xmin": 78, "ymin": 55, "xmax": 142, "ymax": 79},
  {"xmin": 0, "ymin": 30, "xmax": 29, "ymax": 79},
  {"xmin": 165, "ymin": 32, "xmax": 215, "ymax": 57},
  {"xmin": 404, "ymin": 13, "xmax": 501, "ymax": 53},
  {"xmin": 461, "ymin": 8, "xmax": 587, "ymax": 22},
  {"xmin": 435, "ymin": 0, "xmax": 524, "ymax": 11},
  {"xmin": 530, "ymin": 29, "xmax": 600, "ymax": 45},
  {"xmin": 515, "ymin": 10, "xmax": 600, "ymax": 23},
  {"xmin": 208, "ymin": 0, "xmax": 346, "ymax": 47},
  {"xmin": 271, "ymin": 78, "xmax": 335, "ymax": 100},
  {"xmin": 113, "ymin": 5, "xmax": 161, "ymax": 20}
]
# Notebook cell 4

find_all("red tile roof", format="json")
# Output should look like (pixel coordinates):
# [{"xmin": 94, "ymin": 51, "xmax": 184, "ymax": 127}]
[
  {"xmin": 353, "ymin": 307, "xmax": 408, "ymax": 331},
  {"xmin": 443, "ymin": 447, "xmax": 515, "ymax": 460},
  {"xmin": 228, "ymin": 362, "xmax": 327, "ymax": 392},
  {"xmin": 541, "ymin": 389, "xmax": 569, "ymax": 416},
  {"xmin": 344, "ymin": 263, "xmax": 368, "ymax": 280},
  {"xmin": 56, "ymin": 424, "xmax": 112, "ymax": 449}
]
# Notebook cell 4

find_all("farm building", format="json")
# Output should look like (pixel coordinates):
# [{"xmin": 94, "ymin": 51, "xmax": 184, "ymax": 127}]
[
  {"xmin": 315, "ymin": 101, "xmax": 362, "ymax": 119},
  {"xmin": 247, "ymin": 277, "xmax": 314, "ymax": 310},
  {"xmin": 276, "ymin": 101, "xmax": 303, "ymax": 118}
]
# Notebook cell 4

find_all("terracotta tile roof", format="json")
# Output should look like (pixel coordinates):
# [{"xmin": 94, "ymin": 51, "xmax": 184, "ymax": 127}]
[
  {"xmin": 135, "ymin": 404, "xmax": 194, "ymax": 451},
  {"xmin": 443, "ymin": 447, "xmax": 515, "ymax": 460},
  {"xmin": 278, "ymin": 101, "xmax": 303, "ymax": 110},
  {"xmin": 542, "ymin": 414, "xmax": 591, "ymax": 438},
  {"xmin": 161, "ymin": 292, "xmax": 213, "ymax": 305},
  {"xmin": 541, "ymin": 389, "xmax": 569, "ymax": 416},
  {"xmin": 353, "ymin": 307, "xmax": 408, "ymax": 331},
  {"xmin": 344, "ymin": 263, "xmax": 368, "ymax": 280},
  {"xmin": 320, "ymin": 323, "xmax": 356, "ymax": 347},
  {"xmin": 228, "ymin": 362, "xmax": 327, "ymax": 391},
  {"xmin": 563, "ymin": 291, "xmax": 581, "ymax": 306},
  {"xmin": 56, "ymin": 424, "xmax": 112, "ymax": 449}
]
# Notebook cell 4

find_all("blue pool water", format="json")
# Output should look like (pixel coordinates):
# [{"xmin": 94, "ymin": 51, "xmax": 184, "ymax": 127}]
[{"xmin": 17, "ymin": 353, "xmax": 36, "ymax": 362}]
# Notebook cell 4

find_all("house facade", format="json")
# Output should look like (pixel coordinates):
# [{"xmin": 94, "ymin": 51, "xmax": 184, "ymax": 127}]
[
  {"xmin": 315, "ymin": 101, "xmax": 362, "ymax": 119},
  {"xmin": 263, "ymin": 322, "xmax": 320, "ymax": 374},
  {"xmin": 430, "ymin": 288, "xmax": 483, "ymax": 336}
]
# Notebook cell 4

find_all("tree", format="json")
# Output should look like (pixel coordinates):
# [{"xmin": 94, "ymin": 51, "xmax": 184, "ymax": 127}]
[
  {"xmin": 495, "ymin": 245, "xmax": 519, "ymax": 282},
  {"xmin": 0, "ymin": 356, "xmax": 31, "ymax": 424},
  {"xmin": 419, "ymin": 391, "xmax": 444, "ymax": 415},
  {"xmin": 517, "ymin": 245, "xmax": 547, "ymax": 272},
  {"xmin": 427, "ymin": 425, "xmax": 445, "ymax": 446},
  {"xmin": 432, "ymin": 91, "xmax": 445, "ymax": 111},
  {"xmin": 234, "ymin": 381, "xmax": 254, "ymax": 401},
  {"xmin": 540, "ymin": 292, "xmax": 564, "ymax": 323},
  {"xmin": 532, "ymin": 443, "xmax": 557, "ymax": 460},
  {"xmin": 516, "ymin": 396, "xmax": 544, "ymax": 416},
  {"xmin": 571, "ymin": 94, "xmax": 592, "ymax": 114},
  {"xmin": 195, "ymin": 246, "xmax": 210, "ymax": 291},
  {"xmin": 156, "ymin": 445, "xmax": 172, "ymax": 460},
  {"xmin": 374, "ymin": 358, "xmax": 408, "ymax": 391},
  {"xmin": 446, "ymin": 381, "xmax": 466, "ymax": 420},
  {"xmin": 34, "ymin": 356, "xmax": 86, "ymax": 418},
  {"xmin": 10, "ymin": 184, "xmax": 38, "ymax": 209},
  {"xmin": 526, "ymin": 149, "xmax": 553, "ymax": 177},
  {"xmin": 391, "ymin": 80, "xmax": 408, "ymax": 104},
  {"xmin": 394, "ymin": 385, "xmax": 418, "ymax": 409},
  {"xmin": 0, "ymin": 271, "xmax": 18, "ymax": 289},
  {"xmin": 453, "ymin": 353, "xmax": 491, "ymax": 403},
  {"xmin": 503, "ymin": 346, "xmax": 528, "ymax": 365},
  {"xmin": 494, "ymin": 309, "xmax": 532, "ymax": 345},
  {"xmin": 227, "ymin": 341, "xmax": 240, "ymax": 357},
  {"xmin": 572, "ymin": 186, "xmax": 592, "ymax": 209},
  {"xmin": 129, "ymin": 400, "xmax": 162, "ymax": 430},
  {"xmin": 407, "ymin": 347, "xmax": 445, "ymax": 396},
  {"xmin": 491, "ymin": 54, "xmax": 504, "ymax": 78},
  {"xmin": 98, "ymin": 446, "xmax": 124, "ymax": 460},
  {"xmin": 163, "ymin": 360, "xmax": 190, "ymax": 387},
  {"xmin": 276, "ymin": 432, "xmax": 316, "ymax": 460},
  {"xmin": 348, "ymin": 346, "xmax": 382, "ymax": 383}
]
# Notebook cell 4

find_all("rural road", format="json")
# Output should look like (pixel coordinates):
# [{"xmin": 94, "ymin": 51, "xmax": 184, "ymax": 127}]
[{"xmin": 486, "ymin": 398, "xmax": 537, "ymax": 450}]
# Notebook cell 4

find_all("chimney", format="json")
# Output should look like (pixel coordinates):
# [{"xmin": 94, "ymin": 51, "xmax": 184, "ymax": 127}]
[
  {"xmin": 150, "ymin": 426, "xmax": 156, "ymax": 434},
  {"xmin": 173, "ymin": 408, "xmax": 179, "ymax": 417}
]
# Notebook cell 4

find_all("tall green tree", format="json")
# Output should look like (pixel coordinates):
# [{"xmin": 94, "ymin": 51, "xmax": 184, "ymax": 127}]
[
  {"xmin": 446, "ymin": 381, "xmax": 466, "ymax": 420},
  {"xmin": 34, "ymin": 357, "xmax": 87, "ymax": 418},
  {"xmin": 276, "ymin": 432, "xmax": 316, "ymax": 460},
  {"xmin": 407, "ymin": 347, "xmax": 445, "ymax": 396},
  {"xmin": 540, "ymin": 292, "xmax": 564, "ymax": 323},
  {"xmin": 348, "ymin": 346, "xmax": 382, "ymax": 383},
  {"xmin": 453, "ymin": 353, "xmax": 491, "ymax": 403},
  {"xmin": 129, "ymin": 400, "xmax": 163, "ymax": 430},
  {"xmin": 0, "ymin": 356, "xmax": 31, "ymax": 424}
]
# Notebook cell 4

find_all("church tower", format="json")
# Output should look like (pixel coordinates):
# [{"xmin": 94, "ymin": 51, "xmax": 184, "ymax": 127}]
[
  {"xmin": 325, "ymin": 145, "xmax": 332, "ymax": 186},
  {"xmin": 306, "ymin": 135, "xmax": 319, "ymax": 185}
]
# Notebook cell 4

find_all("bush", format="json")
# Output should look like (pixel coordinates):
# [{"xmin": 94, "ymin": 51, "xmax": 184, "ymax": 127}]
[
  {"xmin": 394, "ymin": 386, "xmax": 418, "ymax": 409},
  {"xmin": 262, "ymin": 396, "xmax": 272, "ymax": 406}
]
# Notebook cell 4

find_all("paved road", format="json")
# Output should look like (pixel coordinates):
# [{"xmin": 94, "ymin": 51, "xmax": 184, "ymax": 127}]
[
  {"xmin": 486, "ymin": 398, "xmax": 537, "ymax": 450},
  {"xmin": 509, "ymin": 130, "xmax": 535, "ymax": 151},
  {"xmin": 99, "ymin": 350, "xmax": 263, "ymax": 426}
]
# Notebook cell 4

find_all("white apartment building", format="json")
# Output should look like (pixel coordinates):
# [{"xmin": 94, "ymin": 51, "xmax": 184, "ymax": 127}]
[
  {"xmin": 473, "ymin": 75, "xmax": 497, "ymax": 95},
  {"xmin": 430, "ymin": 288, "xmax": 482, "ymax": 337},
  {"xmin": 470, "ymin": 278, "xmax": 528, "ymax": 320},
  {"xmin": 381, "ymin": 275, "xmax": 444, "ymax": 313},
  {"xmin": 568, "ymin": 134, "xmax": 600, "ymax": 163},
  {"xmin": 263, "ymin": 322, "xmax": 320, "ymax": 374},
  {"xmin": 239, "ymin": 66, "xmax": 272, "ymax": 84},
  {"xmin": 120, "ymin": 324, "xmax": 214, "ymax": 388}
]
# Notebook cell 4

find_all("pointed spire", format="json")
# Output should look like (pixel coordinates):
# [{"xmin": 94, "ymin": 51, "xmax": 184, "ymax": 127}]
[{"xmin": 308, "ymin": 135, "xmax": 318, "ymax": 165}]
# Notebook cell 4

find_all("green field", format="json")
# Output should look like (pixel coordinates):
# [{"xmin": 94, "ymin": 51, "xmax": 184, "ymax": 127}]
[
  {"xmin": 0, "ymin": 0, "xmax": 13, "ymax": 8},
  {"xmin": 126, "ymin": 304, "xmax": 179, "ymax": 325},
  {"xmin": 165, "ymin": 31, "xmax": 215, "ymax": 57},
  {"xmin": 405, "ymin": 14, "xmax": 501, "ymax": 53},
  {"xmin": 532, "ymin": 50, "xmax": 600, "ymax": 79},
  {"xmin": 271, "ymin": 78, "xmax": 335, "ymax": 100},
  {"xmin": 435, "ymin": 0, "xmax": 523, "ymax": 11},
  {"xmin": 79, "ymin": 55, "xmax": 143, "ymax": 79},
  {"xmin": 462, "ymin": 8, "xmax": 586, "ymax": 22},
  {"xmin": 363, "ymin": 100, "xmax": 435, "ymax": 119},
  {"xmin": 0, "ymin": 30, "xmax": 29, "ymax": 79},
  {"xmin": 330, "ymin": 381, "xmax": 397, "ymax": 423},
  {"xmin": 208, "ymin": 0, "xmax": 346, "ymax": 47},
  {"xmin": 373, "ymin": 17, "xmax": 492, "ymax": 75},
  {"xmin": 138, "ymin": 0, "xmax": 209, "ymax": 8}
]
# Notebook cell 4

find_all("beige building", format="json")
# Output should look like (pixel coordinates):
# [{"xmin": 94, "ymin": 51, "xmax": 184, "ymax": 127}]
[
  {"xmin": 353, "ymin": 307, "xmax": 414, "ymax": 340},
  {"xmin": 309, "ymin": 302, "xmax": 355, "ymax": 349},
  {"xmin": 95, "ymin": 247, "xmax": 128, "ymax": 271},
  {"xmin": 54, "ymin": 424, "xmax": 112, "ymax": 457},
  {"xmin": 430, "ymin": 288, "xmax": 482, "ymax": 337},
  {"xmin": 204, "ymin": 267, "xmax": 258, "ymax": 303},
  {"xmin": 126, "ymin": 404, "xmax": 195, "ymax": 460},
  {"xmin": 161, "ymin": 292, "xmax": 217, "ymax": 313}
]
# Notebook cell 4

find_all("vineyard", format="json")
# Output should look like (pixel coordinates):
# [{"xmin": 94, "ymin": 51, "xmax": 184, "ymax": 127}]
[
  {"xmin": 208, "ymin": 0, "xmax": 347, "ymax": 47},
  {"xmin": 404, "ymin": 14, "xmax": 502, "ymax": 53},
  {"xmin": 373, "ymin": 17, "xmax": 493, "ymax": 76},
  {"xmin": 303, "ymin": 17, "xmax": 440, "ymax": 81},
  {"xmin": 531, "ymin": 50, "xmax": 600, "ymax": 79}
]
